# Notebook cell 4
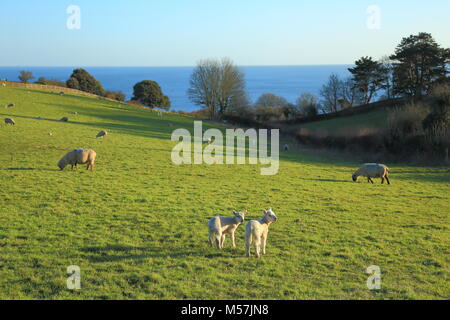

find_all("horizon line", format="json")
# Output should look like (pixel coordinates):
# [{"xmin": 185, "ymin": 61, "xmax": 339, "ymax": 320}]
[{"xmin": 0, "ymin": 64, "xmax": 354, "ymax": 68}]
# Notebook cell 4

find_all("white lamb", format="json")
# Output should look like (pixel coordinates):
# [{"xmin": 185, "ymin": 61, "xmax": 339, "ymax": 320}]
[
  {"xmin": 245, "ymin": 208, "xmax": 278, "ymax": 258},
  {"xmin": 208, "ymin": 210, "xmax": 247, "ymax": 249}
]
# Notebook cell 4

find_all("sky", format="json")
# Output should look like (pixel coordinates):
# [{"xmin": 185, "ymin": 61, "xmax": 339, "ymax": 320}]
[{"xmin": 0, "ymin": 0, "xmax": 449, "ymax": 66}]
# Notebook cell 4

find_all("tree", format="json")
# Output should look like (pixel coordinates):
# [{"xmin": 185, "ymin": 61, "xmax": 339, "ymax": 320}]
[
  {"xmin": 320, "ymin": 73, "xmax": 342, "ymax": 113},
  {"xmin": 66, "ymin": 68, "xmax": 105, "ymax": 96},
  {"xmin": 105, "ymin": 90, "xmax": 126, "ymax": 102},
  {"xmin": 18, "ymin": 71, "xmax": 34, "ymax": 83},
  {"xmin": 132, "ymin": 80, "xmax": 170, "ymax": 110},
  {"xmin": 255, "ymin": 93, "xmax": 288, "ymax": 108},
  {"xmin": 188, "ymin": 58, "xmax": 246, "ymax": 119},
  {"xmin": 379, "ymin": 56, "xmax": 395, "ymax": 99},
  {"xmin": 348, "ymin": 56, "xmax": 385, "ymax": 104},
  {"xmin": 390, "ymin": 32, "xmax": 450, "ymax": 98},
  {"xmin": 296, "ymin": 93, "xmax": 319, "ymax": 117}
]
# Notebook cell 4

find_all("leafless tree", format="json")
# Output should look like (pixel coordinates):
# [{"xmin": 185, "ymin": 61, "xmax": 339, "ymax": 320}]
[{"xmin": 188, "ymin": 58, "xmax": 246, "ymax": 119}]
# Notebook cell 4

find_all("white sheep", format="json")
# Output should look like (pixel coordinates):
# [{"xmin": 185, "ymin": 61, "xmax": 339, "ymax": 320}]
[
  {"xmin": 4, "ymin": 118, "xmax": 15, "ymax": 125},
  {"xmin": 208, "ymin": 210, "xmax": 247, "ymax": 249},
  {"xmin": 245, "ymin": 208, "xmax": 278, "ymax": 258},
  {"xmin": 57, "ymin": 149, "xmax": 97, "ymax": 171},
  {"xmin": 96, "ymin": 130, "xmax": 108, "ymax": 138},
  {"xmin": 352, "ymin": 163, "xmax": 391, "ymax": 184}
]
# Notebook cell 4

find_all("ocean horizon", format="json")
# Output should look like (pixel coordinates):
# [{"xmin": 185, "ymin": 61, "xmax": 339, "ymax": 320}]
[{"xmin": 0, "ymin": 65, "xmax": 352, "ymax": 112}]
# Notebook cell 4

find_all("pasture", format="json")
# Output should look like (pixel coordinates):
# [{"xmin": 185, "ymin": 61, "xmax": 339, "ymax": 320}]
[{"xmin": 0, "ymin": 87, "xmax": 449, "ymax": 299}]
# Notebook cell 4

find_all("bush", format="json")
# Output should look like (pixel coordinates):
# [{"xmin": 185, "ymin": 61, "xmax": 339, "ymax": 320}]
[
  {"xmin": 105, "ymin": 90, "xmax": 126, "ymax": 101},
  {"xmin": 35, "ymin": 77, "xmax": 67, "ymax": 87}
]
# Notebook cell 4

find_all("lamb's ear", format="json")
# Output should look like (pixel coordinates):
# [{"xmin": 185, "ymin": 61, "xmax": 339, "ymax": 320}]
[
  {"xmin": 262, "ymin": 209, "xmax": 268, "ymax": 214},
  {"xmin": 233, "ymin": 210, "xmax": 239, "ymax": 216}
]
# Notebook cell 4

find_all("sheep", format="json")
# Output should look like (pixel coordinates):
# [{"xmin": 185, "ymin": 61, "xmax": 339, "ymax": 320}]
[
  {"xmin": 4, "ymin": 118, "xmax": 15, "ymax": 125},
  {"xmin": 245, "ymin": 208, "xmax": 278, "ymax": 258},
  {"xmin": 96, "ymin": 130, "xmax": 108, "ymax": 138},
  {"xmin": 208, "ymin": 210, "xmax": 247, "ymax": 249},
  {"xmin": 57, "ymin": 149, "xmax": 97, "ymax": 171},
  {"xmin": 60, "ymin": 117, "xmax": 69, "ymax": 122},
  {"xmin": 283, "ymin": 144, "xmax": 289, "ymax": 151},
  {"xmin": 7, "ymin": 103, "xmax": 15, "ymax": 108},
  {"xmin": 48, "ymin": 132, "xmax": 53, "ymax": 137},
  {"xmin": 352, "ymin": 163, "xmax": 390, "ymax": 184},
  {"xmin": 59, "ymin": 92, "xmax": 65, "ymax": 96}
]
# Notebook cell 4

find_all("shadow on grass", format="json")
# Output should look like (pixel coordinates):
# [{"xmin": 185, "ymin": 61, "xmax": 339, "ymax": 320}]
[{"xmin": 80, "ymin": 245, "xmax": 231, "ymax": 262}]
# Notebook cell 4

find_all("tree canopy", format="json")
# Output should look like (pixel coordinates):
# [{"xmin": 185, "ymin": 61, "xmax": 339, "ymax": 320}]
[
  {"xmin": 66, "ymin": 69, "xmax": 105, "ymax": 96},
  {"xmin": 132, "ymin": 80, "xmax": 171, "ymax": 110}
]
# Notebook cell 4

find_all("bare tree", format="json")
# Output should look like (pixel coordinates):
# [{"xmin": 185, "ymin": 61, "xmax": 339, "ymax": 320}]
[
  {"xmin": 18, "ymin": 70, "xmax": 34, "ymax": 83},
  {"xmin": 188, "ymin": 58, "xmax": 246, "ymax": 119},
  {"xmin": 320, "ymin": 73, "xmax": 342, "ymax": 113}
]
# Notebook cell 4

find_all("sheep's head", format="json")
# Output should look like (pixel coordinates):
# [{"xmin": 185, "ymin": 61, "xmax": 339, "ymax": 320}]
[
  {"xmin": 263, "ymin": 208, "xmax": 278, "ymax": 223},
  {"xmin": 57, "ymin": 159, "xmax": 66, "ymax": 170},
  {"xmin": 233, "ymin": 210, "xmax": 246, "ymax": 223},
  {"xmin": 352, "ymin": 174, "xmax": 358, "ymax": 182}
]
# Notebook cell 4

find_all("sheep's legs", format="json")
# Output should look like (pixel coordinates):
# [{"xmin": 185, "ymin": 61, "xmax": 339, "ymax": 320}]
[
  {"xmin": 245, "ymin": 233, "xmax": 252, "ymax": 257},
  {"xmin": 385, "ymin": 176, "xmax": 390, "ymax": 185},
  {"xmin": 220, "ymin": 234, "xmax": 226, "ymax": 249},
  {"xmin": 254, "ymin": 237, "xmax": 261, "ymax": 258},
  {"xmin": 368, "ymin": 177, "xmax": 374, "ymax": 184},
  {"xmin": 261, "ymin": 234, "xmax": 267, "ymax": 255},
  {"xmin": 231, "ymin": 233, "xmax": 236, "ymax": 248},
  {"xmin": 208, "ymin": 232, "xmax": 214, "ymax": 247},
  {"xmin": 215, "ymin": 234, "xmax": 221, "ymax": 249},
  {"xmin": 381, "ymin": 177, "xmax": 385, "ymax": 184}
]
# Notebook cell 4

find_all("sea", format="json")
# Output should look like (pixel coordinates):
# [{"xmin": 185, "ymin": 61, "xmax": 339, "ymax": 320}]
[{"xmin": 0, "ymin": 66, "xmax": 351, "ymax": 112}]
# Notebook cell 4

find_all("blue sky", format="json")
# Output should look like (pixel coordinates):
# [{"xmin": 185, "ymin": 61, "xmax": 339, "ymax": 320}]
[{"xmin": 0, "ymin": 0, "xmax": 449, "ymax": 66}]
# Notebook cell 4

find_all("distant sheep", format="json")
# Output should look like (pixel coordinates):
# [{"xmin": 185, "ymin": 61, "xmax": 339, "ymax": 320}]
[
  {"xmin": 59, "ymin": 92, "xmax": 65, "ymax": 96},
  {"xmin": 96, "ymin": 130, "xmax": 108, "ymax": 138},
  {"xmin": 4, "ymin": 118, "xmax": 15, "ymax": 125},
  {"xmin": 284, "ymin": 144, "xmax": 289, "ymax": 151},
  {"xmin": 7, "ymin": 103, "xmax": 15, "ymax": 108},
  {"xmin": 57, "ymin": 149, "xmax": 97, "ymax": 171},
  {"xmin": 60, "ymin": 117, "xmax": 69, "ymax": 122},
  {"xmin": 208, "ymin": 210, "xmax": 247, "ymax": 249},
  {"xmin": 352, "ymin": 163, "xmax": 390, "ymax": 184},
  {"xmin": 245, "ymin": 208, "xmax": 278, "ymax": 258}
]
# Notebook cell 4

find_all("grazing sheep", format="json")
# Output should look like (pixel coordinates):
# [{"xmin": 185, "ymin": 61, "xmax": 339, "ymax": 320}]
[
  {"xmin": 7, "ymin": 103, "xmax": 15, "ymax": 108},
  {"xmin": 4, "ymin": 118, "xmax": 15, "ymax": 125},
  {"xmin": 208, "ymin": 210, "xmax": 247, "ymax": 249},
  {"xmin": 60, "ymin": 117, "xmax": 69, "ymax": 122},
  {"xmin": 284, "ymin": 144, "xmax": 289, "ymax": 151},
  {"xmin": 96, "ymin": 130, "xmax": 108, "ymax": 138},
  {"xmin": 245, "ymin": 208, "xmax": 278, "ymax": 258},
  {"xmin": 48, "ymin": 132, "xmax": 53, "ymax": 137},
  {"xmin": 59, "ymin": 92, "xmax": 65, "ymax": 96},
  {"xmin": 352, "ymin": 163, "xmax": 390, "ymax": 184},
  {"xmin": 57, "ymin": 149, "xmax": 97, "ymax": 171}
]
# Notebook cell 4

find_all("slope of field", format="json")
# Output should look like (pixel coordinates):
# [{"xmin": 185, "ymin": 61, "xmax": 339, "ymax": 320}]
[
  {"xmin": 0, "ymin": 87, "xmax": 449, "ymax": 300},
  {"xmin": 296, "ymin": 108, "xmax": 389, "ymax": 131}
]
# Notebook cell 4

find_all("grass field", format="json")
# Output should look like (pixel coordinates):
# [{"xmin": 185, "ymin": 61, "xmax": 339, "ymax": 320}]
[
  {"xmin": 283, "ymin": 108, "xmax": 390, "ymax": 133},
  {"xmin": 0, "ymin": 87, "xmax": 449, "ymax": 300}
]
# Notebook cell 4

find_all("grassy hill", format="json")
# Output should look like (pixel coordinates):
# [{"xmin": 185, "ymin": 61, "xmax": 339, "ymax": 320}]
[{"xmin": 0, "ymin": 87, "xmax": 449, "ymax": 300}]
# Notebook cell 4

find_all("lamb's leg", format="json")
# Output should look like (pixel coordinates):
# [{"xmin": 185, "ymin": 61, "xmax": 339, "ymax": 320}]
[
  {"xmin": 245, "ymin": 232, "xmax": 252, "ymax": 257},
  {"xmin": 261, "ymin": 233, "xmax": 267, "ymax": 255},
  {"xmin": 208, "ymin": 232, "xmax": 214, "ymax": 247},
  {"xmin": 220, "ymin": 234, "xmax": 226, "ymax": 249},
  {"xmin": 215, "ymin": 233, "xmax": 221, "ymax": 249},
  {"xmin": 254, "ymin": 237, "xmax": 261, "ymax": 258},
  {"xmin": 381, "ymin": 177, "xmax": 385, "ymax": 184},
  {"xmin": 385, "ymin": 176, "xmax": 390, "ymax": 185},
  {"xmin": 231, "ymin": 232, "xmax": 236, "ymax": 248}
]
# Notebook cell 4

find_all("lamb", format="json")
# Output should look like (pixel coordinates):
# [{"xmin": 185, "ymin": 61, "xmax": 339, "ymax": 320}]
[
  {"xmin": 245, "ymin": 208, "xmax": 278, "ymax": 258},
  {"xmin": 4, "ymin": 118, "xmax": 15, "ymax": 125},
  {"xmin": 57, "ymin": 149, "xmax": 97, "ymax": 171},
  {"xmin": 352, "ymin": 163, "xmax": 390, "ymax": 184},
  {"xmin": 96, "ymin": 130, "xmax": 108, "ymax": 138},
  {"xmin": 208, "ymin": 210, "xmax": 247, "ymax": 249}
]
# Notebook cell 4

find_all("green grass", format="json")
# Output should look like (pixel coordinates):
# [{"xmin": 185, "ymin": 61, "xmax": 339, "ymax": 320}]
[
  {"xmin": 0, "ymin": 87, "xmax": 449, "ymax": 300},
  {"xmin": 290, "ymin": 108, "xmax": 389, "ymax": 132}
]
